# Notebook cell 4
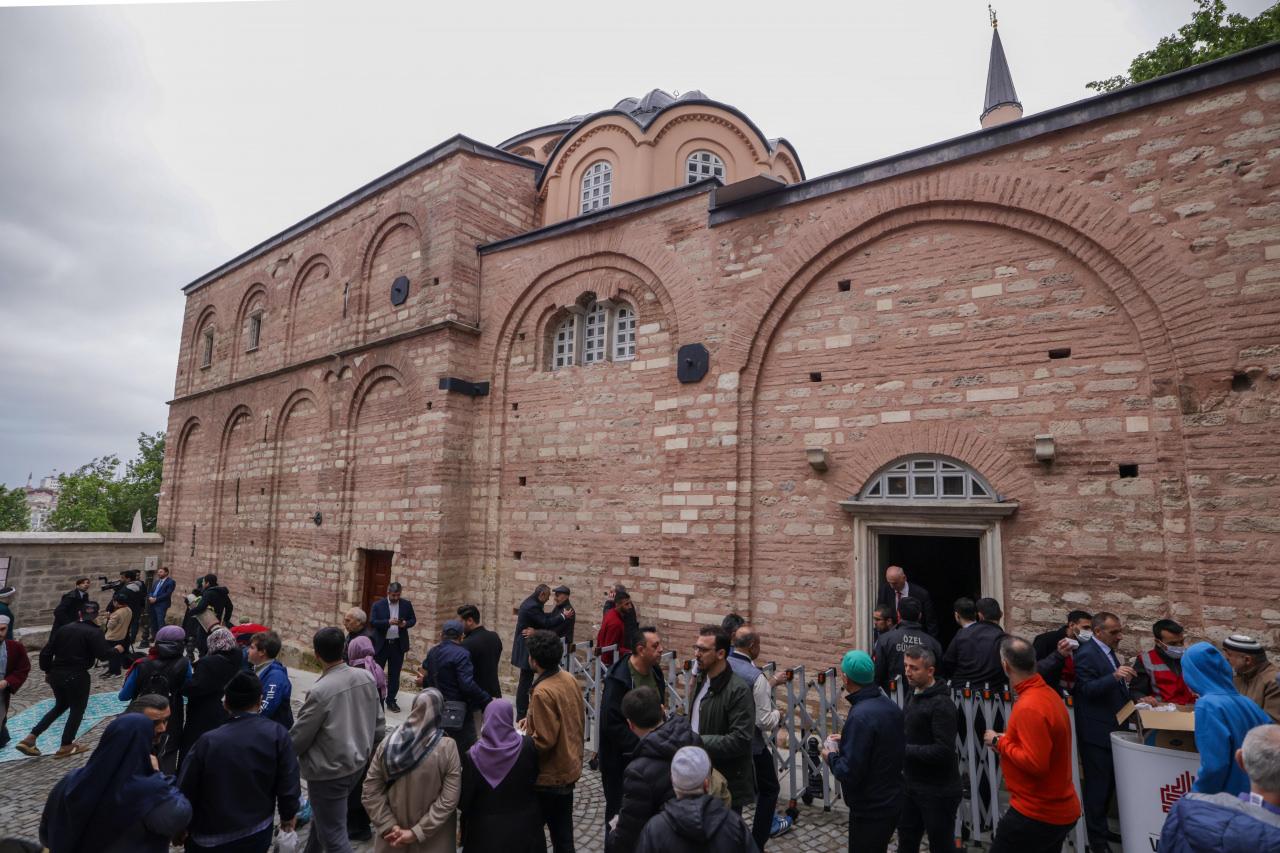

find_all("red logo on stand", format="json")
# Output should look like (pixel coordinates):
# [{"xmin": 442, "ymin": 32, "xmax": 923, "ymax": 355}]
[{"xmin": 1160, "ymin": 771, "xmax": 1194, "ymax": 813}]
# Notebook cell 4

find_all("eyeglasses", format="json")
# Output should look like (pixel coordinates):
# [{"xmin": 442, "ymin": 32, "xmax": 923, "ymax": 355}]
[{"xmin": 693, "ymin": 644, "xmax": 716, "ymax": 654}]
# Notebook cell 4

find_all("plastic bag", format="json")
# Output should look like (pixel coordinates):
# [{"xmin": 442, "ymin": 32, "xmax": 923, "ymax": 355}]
[{"xmin": 274, "ymin": 828, "xmax": 299, "ymax": 853}]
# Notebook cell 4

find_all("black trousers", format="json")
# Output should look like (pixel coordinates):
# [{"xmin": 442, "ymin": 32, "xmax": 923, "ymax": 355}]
[
  {"xmin": 536, "ymin": 787, "xmax": 575, "ymax": 853},
  {"xmin": 445, "ymin": 714, "xmax": 478, "ymax": 754},
  {"xmin": 30, "ymin": 669, "xmax": 90, "ymax": 747},
  {"xmin": 897, "ymin": 791, "xmax": 959, "ymax": 853},
  {"xmin": 516, "ymin": 667, "xmax": 535, "ymax": 719},
  {"xmin": 376, "ymin": 642, "xmax": 405, "ymax": 704},
  {"xmin": 990, "ymin": 806, "xmax": 1077, "ymax": 853},
  {"xmin": 848, "ymin": 810, "xmax": 900, "ymax": 853},
  {"xmin": 186, "ymin": 826, "xmax": 273, "ymax": 853},
  {"xmin": 1080, "ymin": 742, "xmax": 1115, "ymax": 853},
  {"xmin": 107, "ymin": 645, "xmax": 129, "ymax": 675},
  {"xmin": 752, "ymin": 749, "xmax": 781, "ymax": 850},
  {"xmin": 347, "ymin": 756, "xmax": 372, "ymax": 834}
]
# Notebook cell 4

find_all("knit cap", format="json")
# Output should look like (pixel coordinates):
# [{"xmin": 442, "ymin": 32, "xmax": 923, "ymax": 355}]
[
  {"xmin": 1224, "ymin": 634, "xmax": 1265, "ymax": 654},
  {"xmin": 670, "ymin": 745, "xmax": 712, "ymax": 795},
  {"xmin": 223, "ymin": 670, "xmax": 262, "ymax": 709},
  {"xmin": 841, "ymin": 649, "xmax": 875, "ymax": 685}
]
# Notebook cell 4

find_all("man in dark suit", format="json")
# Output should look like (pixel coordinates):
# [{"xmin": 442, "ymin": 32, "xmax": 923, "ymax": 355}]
[
  {"xmin": 940, "ymin": 597, "xmax": 1007, "ymax": 688},
  {"xmin": 371, "ymin": 581, "xmax": 416, "ymax": 713},
  {"xmin": 510, "ymin": 584, "xmax": 573, "ymax": 720},
  {"xmin": 1071, "ymin": 610, "xmax": 1136, "ymax": 853},
  {"xmin": 877, "ymin": 566, "xmax": 939, "ymax": 638},
  {"xmin": 52, "ymin": 577, "xmax": 92, "ymax": 631},
  {"xmin": 552, "ymin": 585, "xmax": 576, "ymax": 647},
  {"xmin": 457, "ymin": 604, "xmax": 503, "ymax": 699},
  {"xmin": 146, "ymin": 567, "xmax": 176, "ymax": 643}
]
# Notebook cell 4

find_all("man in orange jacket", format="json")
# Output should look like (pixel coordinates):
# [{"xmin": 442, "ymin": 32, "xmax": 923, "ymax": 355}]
[{"xmin": 984, "ymin": 635, "xmax": 1081, "ymax": 853}]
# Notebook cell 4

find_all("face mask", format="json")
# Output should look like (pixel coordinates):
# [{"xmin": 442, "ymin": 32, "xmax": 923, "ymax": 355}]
[
  {"xmin": 1077, "ymin": 629, "xmax": 1094, "ymax": 644},
  {"xmin": 1161, "ymin": 644, "xmax": 1184, "ymax": 659}
]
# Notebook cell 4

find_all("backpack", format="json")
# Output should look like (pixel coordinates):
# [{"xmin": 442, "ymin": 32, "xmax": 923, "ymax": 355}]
[{"xmin": 138, "ymin": 656, "xmax": 185, "ymax": 701}]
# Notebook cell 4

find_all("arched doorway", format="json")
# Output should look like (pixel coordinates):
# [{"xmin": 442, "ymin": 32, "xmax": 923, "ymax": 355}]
[{"xmin": 841, "ymin": 455, "xmax": 1019, "ymax": 647}]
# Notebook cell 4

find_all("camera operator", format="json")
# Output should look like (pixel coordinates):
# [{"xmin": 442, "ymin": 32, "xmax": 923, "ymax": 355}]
[{"xmin": 117, "ymin": 571, "xmax": 147, "ymax": 650}]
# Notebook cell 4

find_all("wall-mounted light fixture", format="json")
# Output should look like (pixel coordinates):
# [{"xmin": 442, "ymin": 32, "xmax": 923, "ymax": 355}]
[
  {"xmin": 1034, "ymin": 434, "xmax": 1055, "ymax": 464},
  {"xmin": 312, "ymin": 511, "xmax": 323, "ymax": 527},
  {"xmin": 806, "ymin": 447, "xmax": 829, "ymax": 472}
]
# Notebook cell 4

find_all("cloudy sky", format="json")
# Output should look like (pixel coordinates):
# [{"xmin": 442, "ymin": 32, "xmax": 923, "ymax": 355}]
[{"xmin": 0, "ymin": 0, "xmax": 1272, "ymax": 488}]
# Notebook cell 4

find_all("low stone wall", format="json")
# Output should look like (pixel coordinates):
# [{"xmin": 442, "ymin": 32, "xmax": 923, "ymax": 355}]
[{"xmin": 0, "ymin": 532, "xmax": 165, "ymax": 632}]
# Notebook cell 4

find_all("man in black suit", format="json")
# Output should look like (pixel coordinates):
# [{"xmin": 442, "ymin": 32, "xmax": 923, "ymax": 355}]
[
  {"xmin": 457, "ymin": 604, "xmax": 503, "ymax": 699},
  {"xmin": 551, "ymin": 585, "xmax": 576, "ymax": 647},
  {"xmin": 510, "ymin": 584, "xmax": 573, "ymax": 720},
  {"xmin": 940, "ymin": 597, "xmax": 1007, "ymax": 688},
  {"xmin": 52, "ymin": 577, "xmax": 92, "ymax": 631},
  {"xmin": 371, "ymin": 581, "xmax": 417, "ymax": 713},
  {"xmin": 877, "ymin": 566, "xmax": 939, "ymax": 638},
  {"xmin": 1071, "ymin": 610, "xmax": 1136, "ymax": 853}
]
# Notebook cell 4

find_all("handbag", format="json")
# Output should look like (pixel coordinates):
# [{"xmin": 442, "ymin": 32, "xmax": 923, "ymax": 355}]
[{"xmin": 440, "ymin": 700, "xmax": 467, "ymax": 731}]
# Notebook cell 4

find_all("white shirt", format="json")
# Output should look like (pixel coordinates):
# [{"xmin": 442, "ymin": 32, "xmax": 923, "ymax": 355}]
[
  {"xmin": 1093, "ymin": 636, "xmax": 1119, "ymax": 669},
  {"xmin": 690, "ymin": 677, "xmax": 712, "ymax": 734},
  {"xmin": 386, "ymin": 601, "xmax": 400, "ymax": 640}
]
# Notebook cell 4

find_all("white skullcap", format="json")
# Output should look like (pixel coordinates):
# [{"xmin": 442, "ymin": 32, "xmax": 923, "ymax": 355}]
[{"xmin": 670, "ymin": 745, "xmax": 712, "ymax": 795}]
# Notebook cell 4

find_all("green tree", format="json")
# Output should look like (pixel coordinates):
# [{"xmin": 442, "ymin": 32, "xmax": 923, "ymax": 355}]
[
  {"xmin": 47, "ymin": 431, "xmax": 166, "ymax": 533},
  {"xmin": 0, "ymin": 485, "xmax": 29, "ymax": 531},
  {"xmin": 1088, "ymin": 1, "xmax": 1280, "ymax": 93}
]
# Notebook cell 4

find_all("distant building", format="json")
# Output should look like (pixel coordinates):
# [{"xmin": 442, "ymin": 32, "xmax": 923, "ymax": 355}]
[{"xmin": 24, "ymin": 476, "xmax": 58, "ymax": 531}]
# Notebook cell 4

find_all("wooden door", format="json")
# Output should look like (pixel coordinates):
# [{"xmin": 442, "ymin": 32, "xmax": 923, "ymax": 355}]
[{"xmin": 360, "ymin": 549, "xmax": 394, "ymax": 613}]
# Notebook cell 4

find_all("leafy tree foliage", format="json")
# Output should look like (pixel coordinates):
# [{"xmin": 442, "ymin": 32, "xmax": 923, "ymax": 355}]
[
  {"xmin": 0, "ymin": 485, "xmax": 29, "ymax": 532},
  {"xmin": 47, "ymin": 431, "xmax": 165, "ymax": 533},
  {"xmin": 1088, "ymin": 1, "xmax": 1280, "ymax": 93}
]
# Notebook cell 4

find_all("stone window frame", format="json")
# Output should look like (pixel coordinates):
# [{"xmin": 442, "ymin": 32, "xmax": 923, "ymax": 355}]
[
  {"xmin": 580, "ymin": 160, "xmax": 612, "ymax": 214},
  {"xmin": 200, "ymin": 326, "xmax": 215, "ymax": 369},
  {"xmin": 548, "ymin": 296, "xmax": 638, "ymax": 371},
  {"xmin": 685, "ymin": 150, "xmax": 725, "ymax": 184},
  {"xmin": 246, "ymin": 310, "xmax": 264, "ymax": 352}
]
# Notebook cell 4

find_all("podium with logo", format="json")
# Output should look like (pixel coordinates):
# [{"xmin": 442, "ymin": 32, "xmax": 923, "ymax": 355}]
[{"xmin": 1111, "ymin": 705, "xmax": 1199, "ymax": 853}]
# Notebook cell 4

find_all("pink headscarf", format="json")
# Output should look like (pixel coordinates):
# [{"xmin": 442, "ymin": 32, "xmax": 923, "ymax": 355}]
[{"xmin": 347, "ymin": 635, "xmax": 387, "ymax": 699}]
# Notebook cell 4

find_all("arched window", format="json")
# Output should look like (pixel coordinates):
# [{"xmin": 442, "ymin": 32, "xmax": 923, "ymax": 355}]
[
  {"xmin": 613, "ymin": 304, "xmax": 636, "ymax": 361},
  {"xmin": 552, "ymin": 316, "xmax": 577, "ymax": 369},
  {"xmin": 861, "ymin": 457, "xmax": 994, "ymax": 500},
  {"xmin": 686, "ymin": 150, "xmax": 725, "ymax": 184},
  {"xmin": 582, "ymin": 302, "xmax": 608, "ymax": 364},
  {"xmin": 580, "ymin": 161, "xmax": 612, "ymax": 214}
]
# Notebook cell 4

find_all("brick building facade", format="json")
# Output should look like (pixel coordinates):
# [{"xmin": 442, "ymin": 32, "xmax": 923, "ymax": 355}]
[{"xmin": 159, "ymin": 44, "xmax": 1280, "ymax": 668}]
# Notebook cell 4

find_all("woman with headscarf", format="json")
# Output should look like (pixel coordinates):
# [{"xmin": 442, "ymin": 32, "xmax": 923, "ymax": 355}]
[
  {"xmin": 361, "ymin": 688, "xmax": 461, "ymax": 853},
  {"xmin": 458, "ymin": 698, "xmax": 543, "ymax": 852},
  {"xmin": 348, "ymin": 634, "xmax": 387, "ymax": 703},
  {"xmin": 119, "ymin": 624, "xmax": 192, "ymax": 773},
  {"xmin": 180, "ymin": 626, "xmax": 240, "ymax": 762},
  {"xmin": 40, "ymin": 713, "xmax": 191, "ymax": 853}
]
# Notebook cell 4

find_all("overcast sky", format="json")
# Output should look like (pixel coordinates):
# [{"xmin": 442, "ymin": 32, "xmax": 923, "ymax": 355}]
[{"xmin": 0, "ymin": 0, "xmax": 1273, "ymax": 489}]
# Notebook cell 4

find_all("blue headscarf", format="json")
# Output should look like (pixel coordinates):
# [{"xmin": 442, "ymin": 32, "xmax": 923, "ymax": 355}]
[{"xmin": 44, "ymin": 714, "xmax": 182, "ymax": 853}]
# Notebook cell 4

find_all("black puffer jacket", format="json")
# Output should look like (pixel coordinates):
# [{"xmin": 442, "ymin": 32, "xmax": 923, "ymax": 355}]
[
  {"xmin": 902, "ymin": 680, "xmax": 961, "ymax": 797},
  {"xmin": 607, "ymin": 715, "xmax": 701, "ymax": 853},
  {"xmin": 634, "ymin": 793, "xmax": 758, "ymax": 853}
]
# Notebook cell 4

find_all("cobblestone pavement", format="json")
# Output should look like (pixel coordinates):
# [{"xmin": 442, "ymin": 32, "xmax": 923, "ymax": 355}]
[{"xmin": 1, "ymin": 669, "xmax": 858, "ymax": 851}]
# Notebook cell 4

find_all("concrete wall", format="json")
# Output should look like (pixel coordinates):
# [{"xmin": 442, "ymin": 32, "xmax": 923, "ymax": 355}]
[{"xmin": 0, "ymin": 533, "xmax": 164, "ymax": 631}]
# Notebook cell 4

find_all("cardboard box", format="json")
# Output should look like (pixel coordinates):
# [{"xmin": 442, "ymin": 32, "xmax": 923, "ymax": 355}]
[{"xmin": 1116, "ymin": 701, "xmax": 1197, "ymax": 753}]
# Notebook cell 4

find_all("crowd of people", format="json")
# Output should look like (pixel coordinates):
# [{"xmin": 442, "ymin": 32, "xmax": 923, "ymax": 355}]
[{"xmin": 2, "ymin": 565, "xmax": 1280, "ymax": 852}]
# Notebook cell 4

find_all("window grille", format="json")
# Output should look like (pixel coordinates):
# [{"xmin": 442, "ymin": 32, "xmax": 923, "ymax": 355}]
[
  {"xmin": 247, "ymin": 312, "xmax": 262, "ymax": 351},
  {"xmin": 580, "ymin": 161, "xmax": 612, "ymax": 214},
  {"xmin": 686, "ymin": 150, "xmax": 725, "ymax": 184},
  {"xmin": 613, "ymin": 304, "xmax": 636, "ymax": 361},
  {"xmin": 552, "ymin": 316, "xmax": 576, "ymax": 369},
  {"xmin": 582, "ymin": 303, "xmax": 608, "ymax": 364},
  {"xmin": 861, "ymin": 457, "xmax": 994, "ymax": 500}
]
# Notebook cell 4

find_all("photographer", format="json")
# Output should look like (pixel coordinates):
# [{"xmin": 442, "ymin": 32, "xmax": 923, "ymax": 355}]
[{"xmin": 118, "ymin": 570, "xmax": 147, "ymax": 649}]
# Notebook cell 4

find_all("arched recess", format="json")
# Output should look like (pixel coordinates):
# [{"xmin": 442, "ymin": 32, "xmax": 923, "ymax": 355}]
[
  {"xmin": 672, "ymin": 138, "xmax": 737, "ymax": 187},
  {"xmin": 284, "ymin": 254, "xmax": 334, "ymax": 362},
  {"xmin": 166, "ymin": 416, "xmax": 207, "ymax": 581},
  {"xmin": 231, "ymin": 283, "xmax": 268, "ymax": 379},
  {"xmin": 262, "ymin": 388, "xmax": 324, "ymax": 632},
  {"xmin": 185, "ymin": 306, "xmax": 218, "ymax": 394},
  {"xmin": 359, "ymin": 212, "xmax": 425, "ymax": 343},
  {"xmin": 732, "ymin": 184, "xmax": 1209, "ymax": 637},
  {"xmin": 210, "ymin": 406, "xmax": 265, "ymax": 615}
]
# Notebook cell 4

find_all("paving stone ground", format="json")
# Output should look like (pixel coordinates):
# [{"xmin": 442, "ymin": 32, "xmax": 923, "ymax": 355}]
[{"xmin": 1, "ymin": 667, "xmax": 862, "ymax": 851}]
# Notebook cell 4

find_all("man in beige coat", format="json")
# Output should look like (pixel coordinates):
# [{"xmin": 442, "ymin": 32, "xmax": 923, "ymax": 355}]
[
  {"xmin": 291, "ymin": 626, "xmax": 385, "ymax": 853},
  {"xmin": 523, "ymin": 629, "xmax": 585, "ymax": 853},
  {"xmin": 1224, "ymin": 634, "xmax": 1280, "ymax": 723},
  {"xmin": 100, "ymin": 597, "xmax": 133, "ymax": 676}
]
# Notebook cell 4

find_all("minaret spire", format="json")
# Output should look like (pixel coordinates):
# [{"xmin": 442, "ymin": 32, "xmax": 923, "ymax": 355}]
[{"xmin": 981, "ymin": 7, "xmax": 1023, "ymax": 129}]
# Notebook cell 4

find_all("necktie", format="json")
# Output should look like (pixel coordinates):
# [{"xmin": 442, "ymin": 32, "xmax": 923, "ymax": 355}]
[{"xmin": 895, "ymin": 590, "xmax": 902, "ymax": 621}]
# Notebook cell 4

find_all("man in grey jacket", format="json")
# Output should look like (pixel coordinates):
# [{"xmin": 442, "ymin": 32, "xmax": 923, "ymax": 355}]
[{"xmin": 291, "ymin": 626, "xmax": 385, "ymax": 852}]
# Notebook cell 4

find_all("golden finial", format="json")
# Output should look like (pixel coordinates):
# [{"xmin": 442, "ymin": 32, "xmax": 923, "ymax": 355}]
[{"xmin": 989, "ymin": 5, "xmax": 998, "ymax": 28}]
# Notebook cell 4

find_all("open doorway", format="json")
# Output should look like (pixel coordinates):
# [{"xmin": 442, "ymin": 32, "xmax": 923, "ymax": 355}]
[{"xmin": 878, "ymin": 533, "xmax": 981, "ymax": 649}]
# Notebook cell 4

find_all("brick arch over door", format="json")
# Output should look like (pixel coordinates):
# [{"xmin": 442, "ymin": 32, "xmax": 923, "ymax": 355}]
[{"xmin": 733, "ymin": 192, "xmax": 1205, "ymax": 636}]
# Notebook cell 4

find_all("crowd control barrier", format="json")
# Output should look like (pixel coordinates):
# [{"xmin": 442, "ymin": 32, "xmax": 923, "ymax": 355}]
[{"xmin": 560, "ymin": 639, "xmax": 1089, "ymax": 851}]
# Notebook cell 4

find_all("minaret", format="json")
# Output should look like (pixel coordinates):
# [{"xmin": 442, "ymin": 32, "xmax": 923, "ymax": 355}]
[{"xmin": 980, "ymin": 7, "xmax": 1023, "ymax": 129}]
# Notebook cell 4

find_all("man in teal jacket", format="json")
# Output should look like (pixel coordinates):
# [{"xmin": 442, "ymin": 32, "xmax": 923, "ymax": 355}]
[{"xmin": 1182, "ymin": 641, "xmax": 1271, "ymax": 795}]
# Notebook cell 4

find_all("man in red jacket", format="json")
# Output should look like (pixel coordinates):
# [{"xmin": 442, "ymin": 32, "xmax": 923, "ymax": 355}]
[
  {"xmin": 596, "ymin": 590, "xmax": 634, "ymax": 665},
  {"xmin": 0, "ymin": 614, "xmax": 32, "ymax": 748},
  {"xmin": 984, "ymin": 635, "xmax": 1081, "ymax": 853}
]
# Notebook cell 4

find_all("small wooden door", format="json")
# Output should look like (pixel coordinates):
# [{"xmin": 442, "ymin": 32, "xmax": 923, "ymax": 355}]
[{"xmin": 360, "ymin": 549, "xmax": 395, "ymax": 613}]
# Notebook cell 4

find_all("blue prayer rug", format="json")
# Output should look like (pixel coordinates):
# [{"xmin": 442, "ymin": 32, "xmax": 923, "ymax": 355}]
[{"xmin": 0, "ymin": 691, "xmax": 127, "ymax": 762}]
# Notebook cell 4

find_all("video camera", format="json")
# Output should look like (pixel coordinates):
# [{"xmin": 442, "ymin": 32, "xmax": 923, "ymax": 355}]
[{"xmin": 99, "ymin": 575, "xmax": 123, "ymax": 593}]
